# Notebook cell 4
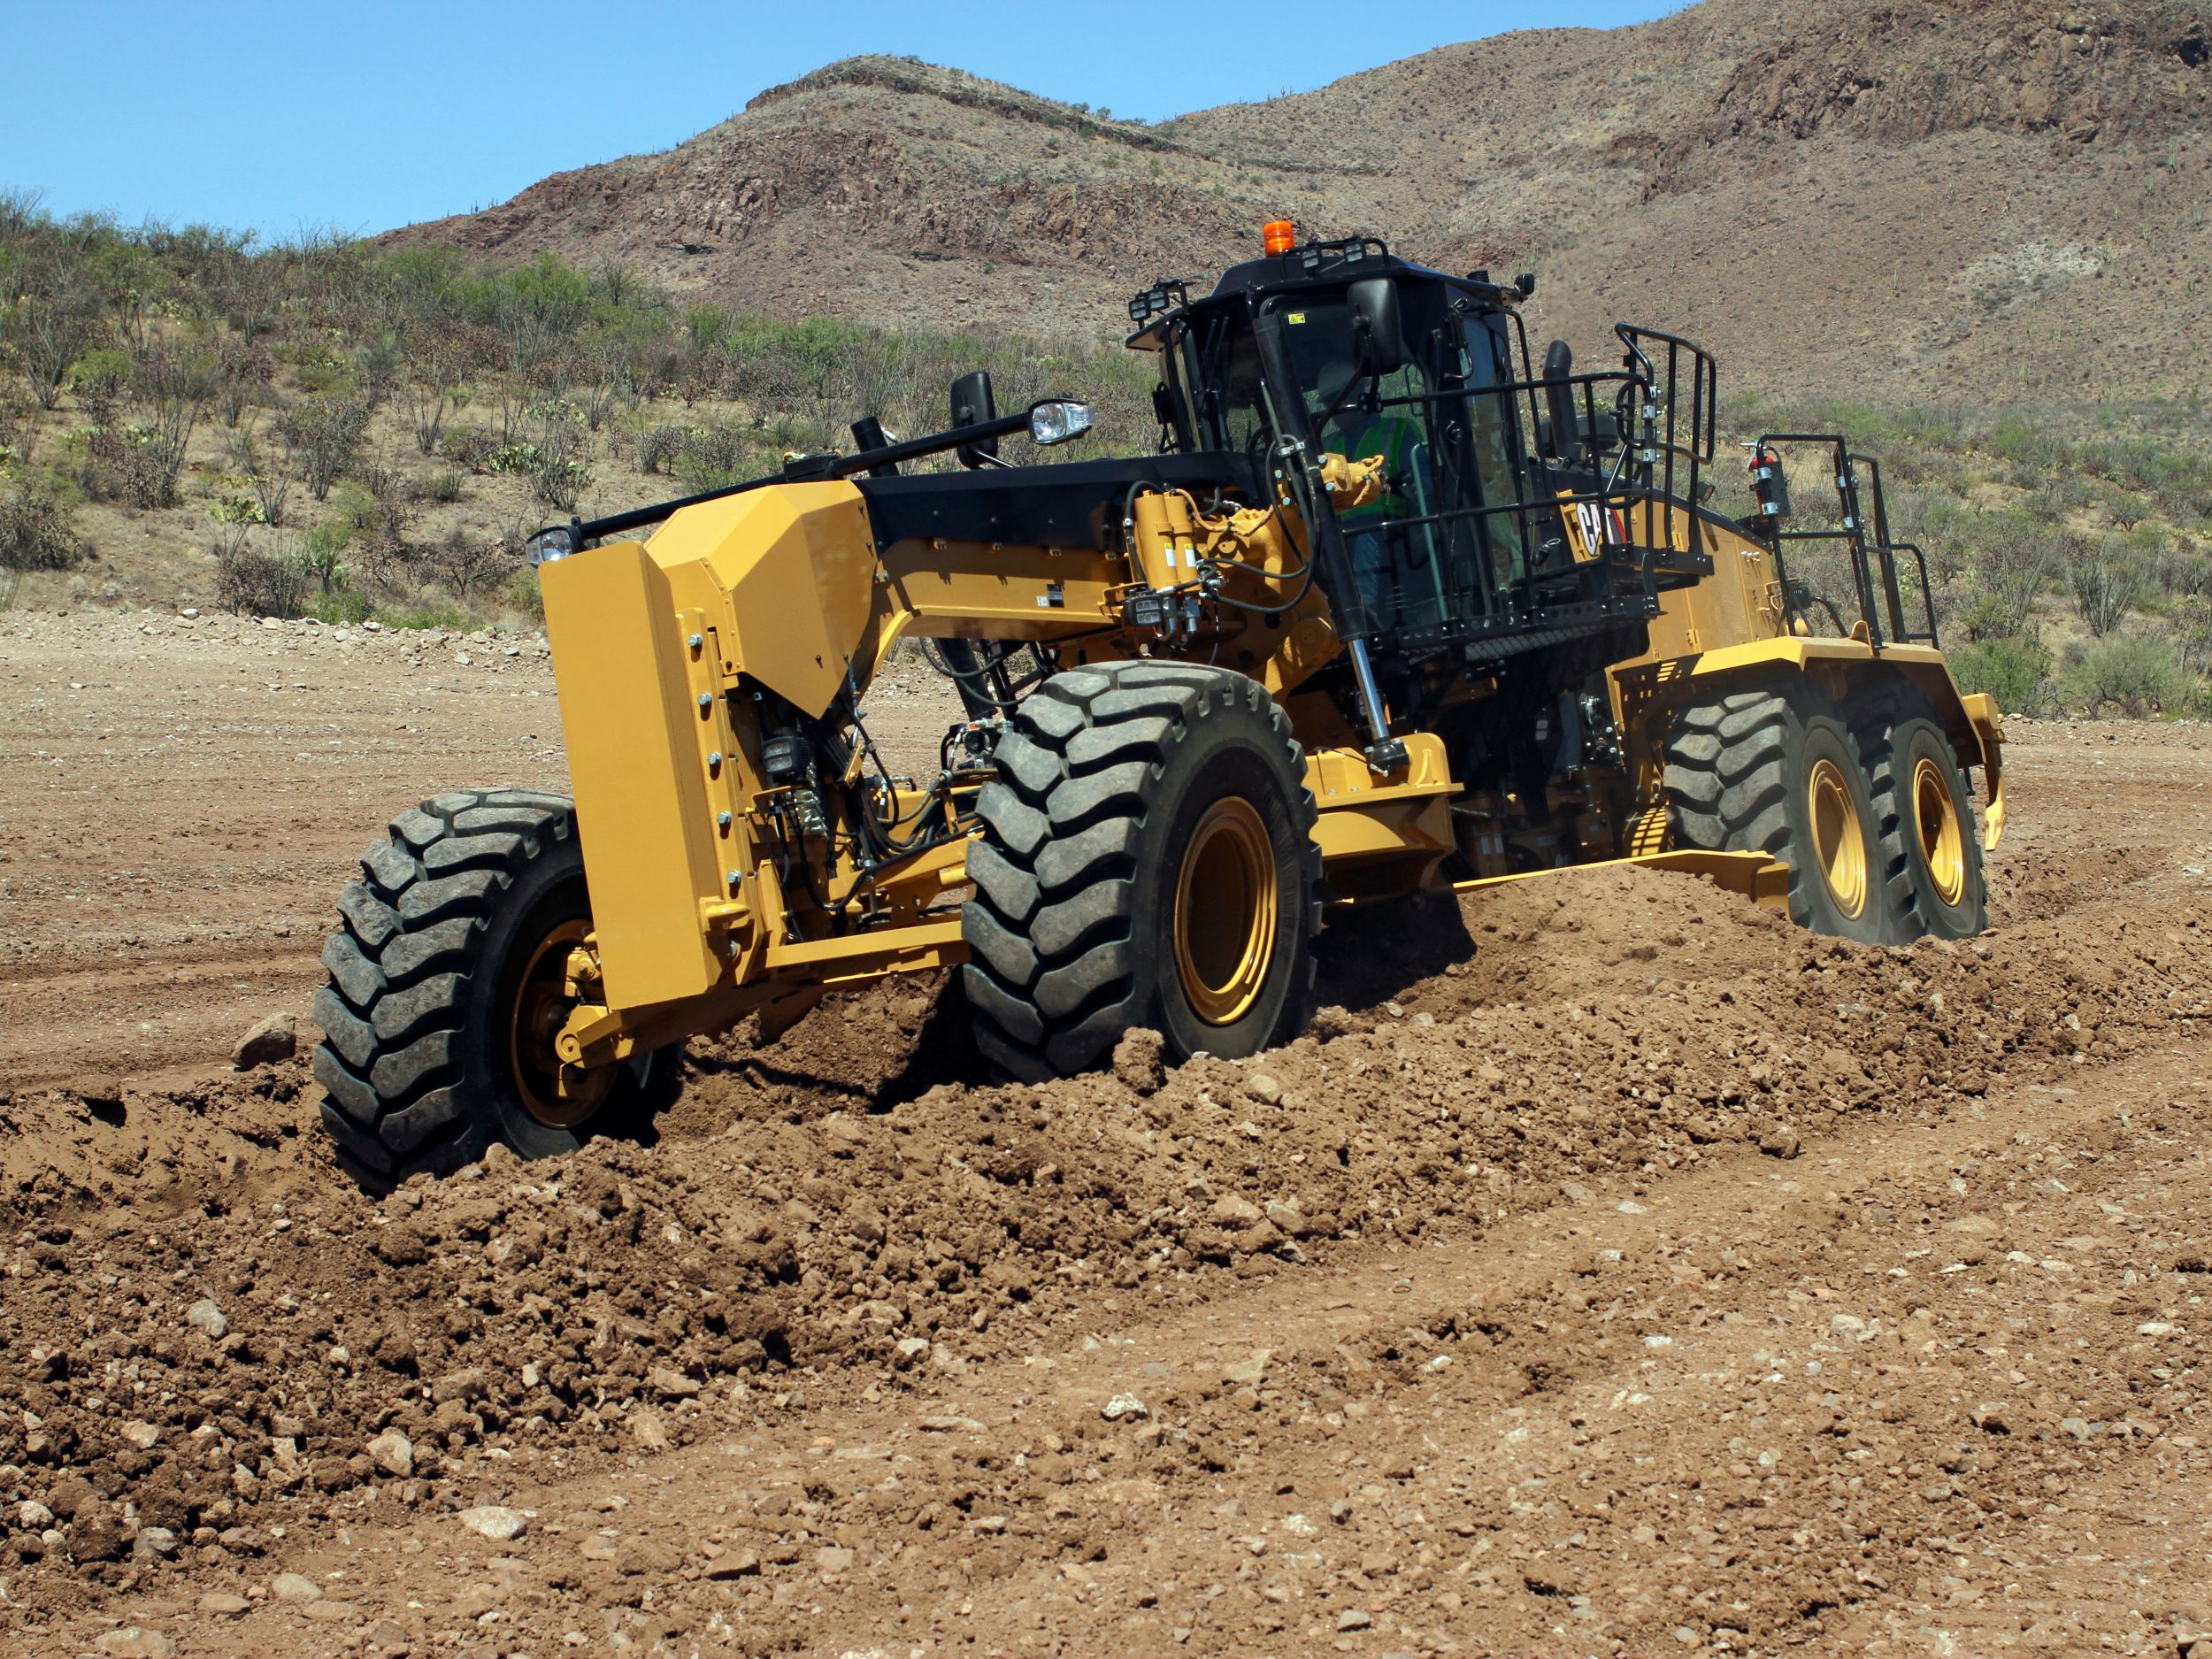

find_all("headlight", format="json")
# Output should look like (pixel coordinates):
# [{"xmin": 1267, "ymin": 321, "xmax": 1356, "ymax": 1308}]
[
  {"xmin": 1028, "ymin": 401, "xmax": 1094, "ymax": 447},
  {"xmin": 526, "ymin": 525, "xmax": 578, "ymax": 566}
]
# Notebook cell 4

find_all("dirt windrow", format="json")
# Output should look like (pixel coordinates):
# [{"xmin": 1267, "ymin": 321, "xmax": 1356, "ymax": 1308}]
[{"xmin": 4, "ymin": 841, "xmax": 2206, "ymax": 1620}]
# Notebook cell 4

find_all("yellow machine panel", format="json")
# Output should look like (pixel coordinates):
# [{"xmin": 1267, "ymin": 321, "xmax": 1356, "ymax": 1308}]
[{"xmin": 540, "ymin": 542, "xmax": 727, "ymax": 1010}]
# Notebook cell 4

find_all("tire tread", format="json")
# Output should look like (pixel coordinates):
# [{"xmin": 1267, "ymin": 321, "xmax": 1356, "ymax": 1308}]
[
  {"xmin": 963, "ymin": 663, "xmax": 1320, "ymax": 1080},
  {"xmin": 311, "ymin": 789, "xmax": 566, "ymax": 1180}
]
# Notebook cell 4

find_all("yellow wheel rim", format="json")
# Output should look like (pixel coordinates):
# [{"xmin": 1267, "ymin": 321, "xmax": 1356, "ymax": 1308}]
[
  {"xmin": 508, "ymin": 918, "xmax": 618, "ymax": 1129},
  {"xmin": 1914, "ymin": 754, "xmax": 1967, "ymax": 907},
  {"xmin": 1171, "ymin": 797, "xmax": 1278, "ymax": 1026},
  {"xmin": 1806, "ymin": 757, "xmax": 1870, "ymax": 920}
]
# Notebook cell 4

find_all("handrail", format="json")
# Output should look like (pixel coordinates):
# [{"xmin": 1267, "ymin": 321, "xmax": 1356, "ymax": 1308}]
[{"xmin": 1755, "ymin": 433, "xmax": 1941, "ymax": 649}]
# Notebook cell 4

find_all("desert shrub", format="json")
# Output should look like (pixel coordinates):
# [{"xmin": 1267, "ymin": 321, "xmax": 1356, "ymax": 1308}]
[
  {"xmin": 2069, "ymin": 541, "xmax": 2144, "ymax": 637},
  {"xmin": 532, "ymin": 453, "xmax": 591, "ymax": 511},
  {"xmin": 1948, "ymin": 634, "xmax": 2052, "ymax": 713},
  {"xmin": 70, "ymin": 345, "xmax": 132, "ymax": 400},
  {"xmin": 207, "ymin": 491, "xmax": 264, "ymax": 525},
  {"xmin": 380, "ymin": 599, "xmax": 473, "ymax": 631},
  {"xmin": 0, "ymin": 479, "xmax": 88, "ymax": 572},
  {"xmin": 685, "ymin": 306, "xmax": 733, "ymax": 355},
  {"xmin": 277, "ymin": 396, "xmax": 369, "ymax": 500},
  {"xmin": 294, "ymin": 520, "xmax": 353, "ymax": 599},
  {"xmin": 672, "ymin": 422, "xmax": 757, "ymax": 491},
  {"xmin": 415, "ymin": 469, "xmax": 465, "ymax": 503},
  {"xmin": 352, "ymin": 334, "xmax": 403, "ymax": 405},
  {"xmin": 5, "ymin": 278, "xmax": 107, "ymax": 408},
  {"xmin": 0, "ymin": 395, "xmax": 30, "ymax": 470},
  {"xmin": 211, "ymin": 341, "xmax": 276, "ymax": 426},
  {"xmin": 2062, "ymin": 633, "xmax": 2189, "ymax": 717},
  {"xmin": 2101, "ymin": 485, "xmax": 2151, "ymax": 531},
  {"xmin": 1953, "ymin": 512, "xmax": 2057, "ymax": 641},
  {"xmin": 352, "ymin": 457, "xmax": 413, "ymax": 557},
  {"xmin": 636, "ymin": 422, "xmax": 692, "ymax": 475},
  {"xmin": 1985, "ymin": 417, "xmax": 2070, "ymax": 480},
  {"xmin": 306, "ymin": 588, "xmax": 373, "ymax": 625},
  {"xmin": 403, "ymin": 375, "xmax": 457, "ymax": 455},
  {"xmin": 2177, "ymin": 593, "xmax": 2212, "ymax": 677},
  {"xmin": 578, "ymin": 360, "xmax": 624, "ymax": 432},
  {"xmin": 227, "ymin": 423, "xmax": 289, "ymax": 528},
  {"xmin": 81, "ymin": 391, "xmax": 198, "ymax": 509},
  {"xmin": 503, "ymin": 565, "xmax": 544, "ymax": 622},
  {"xmin": 425, "ymin": 526, "xmax": 508, "ymax": 603},
  {"xmin": 442, "ymin": 425, "xmax": 497, "ymax": 473},
  {"xmin": 521, "ymin": 404, "xmax": 592, "ymax": 511},
  {"xmin": 2022, "ymin": 476, "xmax": 2091, "ymax": 521},
  {"xmin": 214, "ymin": 536, "xmax": 307, "ymax": 618},
  {"xmin": 120, "ymin": 346, "xmax": 211, "ymax": 507},
  {"xmin": 289, "ymin": 356, "xmax": 351, "ymax": 396}
]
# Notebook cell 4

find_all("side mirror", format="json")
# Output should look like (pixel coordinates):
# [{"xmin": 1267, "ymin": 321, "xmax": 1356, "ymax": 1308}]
[
  {"xmin": 1348, "ymin": 278, "xmax": 1408, "ymax": 375},
  {"xmin": 950, "ymin": 371, "xmax": 999, "ymax": 469}
]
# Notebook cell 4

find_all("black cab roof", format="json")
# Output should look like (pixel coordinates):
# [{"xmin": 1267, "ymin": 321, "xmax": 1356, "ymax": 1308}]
[{"xmin": 1125, "ymin": 235, "xmax": 1527, "ymax": 351}]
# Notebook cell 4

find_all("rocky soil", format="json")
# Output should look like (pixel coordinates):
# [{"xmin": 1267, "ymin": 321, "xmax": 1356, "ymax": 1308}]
[{"xmin": 3, "ymin": 611, "xmax": 2211, "ymax": 1655}]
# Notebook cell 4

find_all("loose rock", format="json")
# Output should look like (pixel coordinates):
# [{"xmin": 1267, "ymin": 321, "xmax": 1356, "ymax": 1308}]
[
  {"xmin": 373, "ymin": 1225, "xmax": 428, "ymax": 1267},
  {"xmin": 1209, "ymin": 1194, "xmax": 1263, "ymax": 1226},
  {"xmin": 232, "ymin": 1011, "xmax": 296, "ymax": 1071},
  {"xmin": 705, "ymin": 1548, "xmax": 762, "ymax": 1579},
  {"xmin": 893, "ymin": 1335, "xmax": 932, "ymax": 1370},
  {"xmin": 457, "ymin": 1505, "xmax": 528, "ymax": 1542},
  {"xmin": 365, "ymin": 1429, "xmax": 414, "ymax": 1478},
  {"xmin": 95, "ymin": 1631, "xmax": 174, "ymax": 1659},
  {"xmin": 1111, "ymin": 1027, "xmax": 1167, "ymax": 1094}
]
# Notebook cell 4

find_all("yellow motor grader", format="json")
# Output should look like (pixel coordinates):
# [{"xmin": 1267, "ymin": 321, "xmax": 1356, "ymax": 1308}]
[{"xmin": 312, "ymin": 227, "xmax": 2005, "ymax": 1179}]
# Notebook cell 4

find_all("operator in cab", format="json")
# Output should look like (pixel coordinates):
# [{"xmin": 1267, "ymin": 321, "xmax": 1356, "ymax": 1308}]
[{"xmin": 1283, "ymin": 316, "xmax": 1439, "ymax": 635}]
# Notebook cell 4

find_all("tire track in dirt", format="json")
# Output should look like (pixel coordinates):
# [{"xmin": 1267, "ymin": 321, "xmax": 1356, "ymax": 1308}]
[{"xmin": 2, "ymin": 618, "xmax": 2210, "ymax": 1655}]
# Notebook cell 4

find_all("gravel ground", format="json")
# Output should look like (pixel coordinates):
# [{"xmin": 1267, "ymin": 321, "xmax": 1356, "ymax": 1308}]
[{"xmin": 3, "ymin": 610, "xmax": 2210, "ymax": 1657}]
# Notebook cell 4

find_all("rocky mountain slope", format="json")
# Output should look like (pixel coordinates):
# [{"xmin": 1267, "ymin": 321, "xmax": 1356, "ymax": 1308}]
[{"xmin": 386, "ymin": 0, "xmax": 2212, "ymax": 399}]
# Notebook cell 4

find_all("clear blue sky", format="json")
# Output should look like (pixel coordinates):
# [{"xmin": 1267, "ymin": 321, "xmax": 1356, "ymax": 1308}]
[{"xmin": 1, "ymin": 1, "xmax": 1672, "ymax": 241}]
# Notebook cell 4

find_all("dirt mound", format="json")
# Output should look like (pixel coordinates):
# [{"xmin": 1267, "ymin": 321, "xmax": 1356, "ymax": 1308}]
[
  {"xmin": 383, "ymin": 0, "xmax": 2212, "ymax": 402},
  {"xmin": 6, "ymin": 846, "xmax": 2208, "ymax": 1620}
]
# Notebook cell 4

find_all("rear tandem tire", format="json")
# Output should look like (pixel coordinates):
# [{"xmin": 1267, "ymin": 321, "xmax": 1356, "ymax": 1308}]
[
  {"xmin": 1663, "ymin": 680, "xmax": 1899, "ymax": 945},
  {"xmin": 1855, "ymin": 699, "xmax": 1988, "ymax": 940},
  {"xmin": 311, "ymin": 788, "xmax": 674, "ymax": 1186},
  {"xmin": 962, "ymin": 662, "xmax": 1324, "ymax": 1082}
]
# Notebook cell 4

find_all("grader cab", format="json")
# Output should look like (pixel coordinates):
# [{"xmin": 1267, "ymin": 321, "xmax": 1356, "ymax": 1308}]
[{"xmin": 312, "ymin": 227, "xmax": 2005, "ymax": 1182}]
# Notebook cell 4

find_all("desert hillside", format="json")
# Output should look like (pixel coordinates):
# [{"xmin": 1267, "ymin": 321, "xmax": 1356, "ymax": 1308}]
[
  {"xmin": 386, "ymin": 0, "xmax": 2212, "ymax": 400},
  {"xmin": 4, "ymin": 0, "xmax": 2208, "ymax": 723}
]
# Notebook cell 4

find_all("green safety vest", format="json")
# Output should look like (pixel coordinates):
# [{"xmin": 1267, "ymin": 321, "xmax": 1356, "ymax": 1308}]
[{"xmin": 1336, "ymin": 415, "xmax": 1422, "ymax": 526}]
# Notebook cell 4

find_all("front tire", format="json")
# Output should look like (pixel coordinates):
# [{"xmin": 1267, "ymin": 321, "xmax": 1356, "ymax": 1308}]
[
  {"xmin": 963, "ymin": 663, "xmax": 1323, "ymax": 1081},
  {"xmin": 1857, "ymin": 701, "xmax": 1987, "ymax": 940},
  {"xmin": 311, "ymin": 789, "xmax": 672, "ymax": 1184},
  {"xmin": 1663, "ymin": 680, "xmax": 1898, "ymax": 944}
]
